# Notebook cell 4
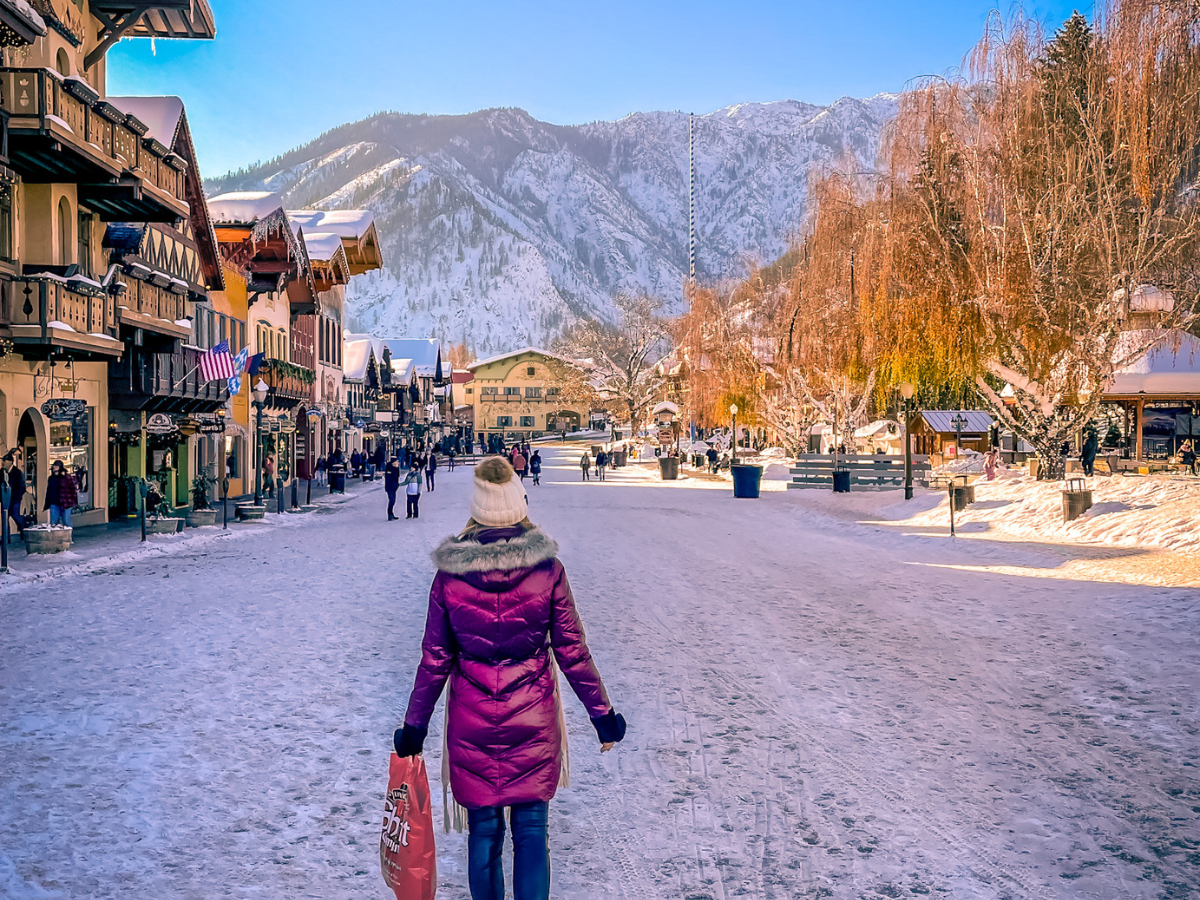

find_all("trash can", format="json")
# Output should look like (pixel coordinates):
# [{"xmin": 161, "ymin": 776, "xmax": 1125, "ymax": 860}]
[
  {"xmin": 612, "ymin": 450, "xmax": 627, "ymax": 467},
  {"xmin": 832, "ymin": 466, "xmax": 851, "ymax": 493},
  {"xmin": 658, "ymin": 456, "xmax": 679, "ymax": 480},
  {"xmin": 731, "ymin": 464, "xmax": 763, "ymax": 498},
  {"xmin": 329, "ymin": 465, "xmax": 346, "ymax": 494},
  {"xmin": 591, "ymin": 445, "xmax": 603, "ymax": 457},
  {"xmin": 1062, "ymin": 477, "xmax": 1093, "ymax": 522},
  {"xmin": 951, "ymin": 483, "xmax": 974, "ymax": 511}
]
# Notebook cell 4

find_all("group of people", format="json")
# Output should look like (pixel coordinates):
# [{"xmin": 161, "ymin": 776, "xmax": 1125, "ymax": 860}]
[
  {"xmin": 577, "ymin": 448, "xmax": 611, "ymax": 481},
  {"xmin": 506, "ymin": 442, "xmax": 543, "ymax": 485},
  {"xmin": 381, "ymin": 449, "xmax": 447, "ymax": 520},
  {"xmin": 3, "ymin": 449, "xmax": 80, "ymax": 536}
]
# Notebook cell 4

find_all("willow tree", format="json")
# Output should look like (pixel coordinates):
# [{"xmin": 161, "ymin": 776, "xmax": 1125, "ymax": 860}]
[
  {"xmin": 812, "ymin": 3, "xmax": 1200, "ymax": 477},
  {"xmin": 551, "ymin": 293, "xmax": 673, "ymax": 439}
]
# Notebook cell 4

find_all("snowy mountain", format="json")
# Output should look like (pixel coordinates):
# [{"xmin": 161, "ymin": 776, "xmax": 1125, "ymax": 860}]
[{"xmin": 207, "ymin": 97, "xmax": 897, "ymax": 354}]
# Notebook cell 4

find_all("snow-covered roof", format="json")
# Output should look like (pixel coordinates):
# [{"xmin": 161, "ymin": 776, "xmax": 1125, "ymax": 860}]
[
  {"xmin": 342, "ymin": 337, "xmax": 376, "ymax": 381},
  {"xmin": 467, "ymin": 346, "xmax": 566, "ymax": 370},
  {"xmin": 301, "ymin": 231, "xmax": 344, "ymax": 262},
  {"xmin": 1106, "ymin": 329, "xmax": 1200, "ymax": 395},
  {"xmin": 390, "ymin": 358, "xmax": 415, "ymax": 382},
  {"xmin": 107, "ymin": 96, "xmax": 184, "ymax": 146},
  {"xmin": 285, "ymin": 209, "xmax": 375, "ymax": 239},
  {"xmin": 652, "ymin": 400, "xmax": 680, "ymax": 415},
  {"xmin": 0, "ymin": 0, "xmax": 47, "ymax": 39},
  {"xmin": 208, "ymin": 191, "xmax": 285, "ymax": 224},
  {"xmin": 381, "ymin": 339, "xmax": 441, "ymax": 377},
  {"xmin": 918, "ymin": 410, "xmax": 995, "ymax": 434}
]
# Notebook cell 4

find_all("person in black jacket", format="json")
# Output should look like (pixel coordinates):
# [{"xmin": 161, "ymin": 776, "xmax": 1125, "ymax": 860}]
[
  {"xmin": 1081, "ymin": 427, "xmax": 1100, "ymax": 477},
  {"xmin": 4, "ymin": 450, "xmax": 25, "ymax": 537},
  {"xmin": 384, "ymin": 456, "xmax": 401, "ymax": 520}
]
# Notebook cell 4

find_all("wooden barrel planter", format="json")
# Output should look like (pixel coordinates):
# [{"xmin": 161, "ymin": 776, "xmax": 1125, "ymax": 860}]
[
  {"xmin": 184, "ymin": 509, "xmax": 217, "ymax": 528},
  {"xmin": 23, "ymin": 527, "xmax": 72, "ymax": 554}
]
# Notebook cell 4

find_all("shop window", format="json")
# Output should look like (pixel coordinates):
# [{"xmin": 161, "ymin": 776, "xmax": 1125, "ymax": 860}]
[
  {"xmin": 77, "ymin": 210, "xmax": 92, "ymax": 277},
  {"xmin": 57, "ymin": 197, "xmax": 72, "ymax": 266},
  {"xmin": 49, "ymin": 406, "xmax": 93, "ymax": 511},
  {"xmin": 0, "ymin": 186, "xmax": 13, "ymax": 261}
]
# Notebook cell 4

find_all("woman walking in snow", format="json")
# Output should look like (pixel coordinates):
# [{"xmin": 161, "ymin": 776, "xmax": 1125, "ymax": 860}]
[
  {"xmin": 579, "ymin": 451, "xmax": 591, "ymax": 481},
  {"xmin": 426, "ymin": 452, "xmax": 438, "ymax": 491},
  {"xmin": 529, "ymin": 449, "xmax": 542, "ymax": 485},
  {"xmin": 394, "ymin": 456, "xmax": 625, "ymax": 900}
]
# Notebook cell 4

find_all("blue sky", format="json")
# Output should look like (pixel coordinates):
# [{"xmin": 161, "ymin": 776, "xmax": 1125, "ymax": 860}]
[{"xmin": 107, "ymin": 0, "xmax": 1086, "ymax": 179}]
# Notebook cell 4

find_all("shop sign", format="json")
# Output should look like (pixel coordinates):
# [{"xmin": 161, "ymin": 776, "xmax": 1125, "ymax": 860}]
[
  {"xmin": 306, "ymin": 410, "xmax": 323, "ymax": 422},
  {"xmin": 198, "ymin": 422, "xmax": 226, "ymax": 435},
  {"xmin": 268, "ymin": 419, "xmax": 281, "ymax": 434},
  {"xmin": 145, "ymin": 413, "xmax": 177, "ymax": 435},
  {"xmin": 278, "ymin": 418, "xmax": 296, "ymax": 435},
  {"xmin": 41, "ymin": 398, "xmax": 87, "ymax": 421}
]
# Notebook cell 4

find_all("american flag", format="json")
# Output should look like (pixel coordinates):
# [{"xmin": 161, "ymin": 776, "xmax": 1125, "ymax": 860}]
[{"xmin": 199, "ymin": 340, "xmax": 236, "ymax": 381}]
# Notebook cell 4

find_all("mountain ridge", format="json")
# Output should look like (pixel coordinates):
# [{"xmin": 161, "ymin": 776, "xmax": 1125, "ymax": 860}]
[{"xmin": 206, "ymin": 96, "xmax": 898, "ymax": 354}]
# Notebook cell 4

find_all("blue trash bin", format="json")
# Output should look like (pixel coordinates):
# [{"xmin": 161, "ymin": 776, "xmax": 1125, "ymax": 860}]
[
  {"xmin": 832, "ymin": 468, "xmax": 851, "ymax": 493},
  {"xmin": 731, "ymin": 464, "xmax": 762, "ymax": 498}
]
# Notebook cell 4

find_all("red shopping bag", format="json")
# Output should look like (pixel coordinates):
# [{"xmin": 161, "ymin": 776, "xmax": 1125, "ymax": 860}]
[{"xmin": 380, "ymin": 752, "xmax": 437, "ymax": 900}]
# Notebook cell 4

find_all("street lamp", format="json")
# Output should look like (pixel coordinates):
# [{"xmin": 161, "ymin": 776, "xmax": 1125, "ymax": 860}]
[
  {"xmin": 951, "ymin": 412, "xmax": 969, "ymax": 459},
  {"xmin": 730, "ymin": 403, "xmax": 739, "ymax": 464},
  {"xmin": 900, "ymin": 382, "xmax": 915, "ymax": 500},
  {"xmin": 252, "ymin": 378, "xmax": 269, "ymax": 506}
]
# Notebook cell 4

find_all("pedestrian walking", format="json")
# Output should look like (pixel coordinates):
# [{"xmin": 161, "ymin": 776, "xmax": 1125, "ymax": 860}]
[
  {"xmin": 1082, "ymin": 427, "xmax": 1100, "ymax": 477},
  {"xmin": 393, "ymin": 456, "xmax": 625, "ymax": 900},
  {"xmin": 426, "ymin": 452, "xmax": 438, "ymax": 492},
  {"xmin": 4, "ymin": 450, "xmax": 26, "ymax": 537},
  {"xmin": 374, "ymin": 444, "xmax": 386, "ymax": 472},
  {"xmin": 44, "ymin": 460, "xmax": 78, "ymax": 528},
  {"xmin": 513, "ymin": 449, "xmax": 527, "ymax": 481},
  {"xmin": 707, "ymin": 446, "xmax": 718, "ymax": 474},
  {"xmin": 315, "ymin": 455, "xmax": 327, "ymax": 486},
  {"xmin": 385, "ymin": 456, "xmax": 401, "ymax": 520},
  {"xmin": 264, "ymin": 455, "xmax": 275, "ymax": 497},
  {"xmin": 447, "ymin": 449, "xmax": 456, "ymax": 471},
  {"xmin": 596, "ymin": 449, "xmax": 608, "ymax": 481},
  {"xmin": 579, "ymin": 452, "xmax": 591, "ymax": 481},
  {"xmin": 983, "ymin": 447, "xmax": 998, "ymax": 481},
  {"xmin": 403, "ymin": 463, "xmax": 423, "ymax": 519},
  {"xmin": 530, "ymin": 449, "xmax": 542, "ymax": 485}
]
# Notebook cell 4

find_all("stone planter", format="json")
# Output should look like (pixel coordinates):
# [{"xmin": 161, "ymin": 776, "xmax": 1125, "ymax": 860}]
[
  {"xmin": 24, "ymin": 527, "xmax": 72, "ymax": 554},
  {"xmin": 236, "ymin": 504, "xmax": 266, "ymax": 521},
  {"xmin": 184, "ymin": 509, "xmax": 217, "ymax": 528},
  {"xmin": 147, "ymin": 517, "xmax": 184, "ymax": 535}
]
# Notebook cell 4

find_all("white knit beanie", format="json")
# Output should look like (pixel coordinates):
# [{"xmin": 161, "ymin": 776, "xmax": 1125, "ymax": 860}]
[{"xmin": 470, "ymin": 457, "xmax": 528, "ymax": 527}]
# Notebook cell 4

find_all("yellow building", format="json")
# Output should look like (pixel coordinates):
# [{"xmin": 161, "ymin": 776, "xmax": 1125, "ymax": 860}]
[
  {"xmin": 466, "ymin": 348, "xmax": 587, "ymax": 442},
  {"xmin": 0, "ymin": 0, "xmax": 215, "ymax": 526}
]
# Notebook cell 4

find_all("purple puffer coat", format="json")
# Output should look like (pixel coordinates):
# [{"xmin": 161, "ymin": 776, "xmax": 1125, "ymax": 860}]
[{"xmin": 403, "ymin": 526, "xmax": 612, "ymax": 809}]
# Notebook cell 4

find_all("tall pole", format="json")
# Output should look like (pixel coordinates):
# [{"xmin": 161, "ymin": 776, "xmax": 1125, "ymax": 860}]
[
  {"xmin": 904, "ymin": 399, "xmax": 913, "ymax": 501},
  {"xmin": 688, "ymin": 112, "xmax": 696, "ymax": 284},
  {"xmin": 254, "ymin": 402, "xmax": 263, "ymax": 506},
  {"xmin": 731, "ymin": 410, "xmax": 737, "ymax": 464},
  {"xmin": 1, "ymin": 478, "xmax": 10, "ymax": 574}
]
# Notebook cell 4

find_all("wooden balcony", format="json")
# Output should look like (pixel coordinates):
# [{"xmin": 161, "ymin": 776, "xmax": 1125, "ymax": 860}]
[
  {"xmin": 110, "ymin": 345, "xmax": 229, "ymax": 413},
  {"xmin": 260, "ymin": 358, "xmax": 314, "ymax": 407},
  {"xmin": 0, "ymin": 68, "xmax": 188, "ymax": 221},
  {"xmin": 116, "ymin": 278, "xmax": 190, "ymax": 341},
  {"xmin": 2, "ymin": 274, "xmax": 122, "ymax": 357}
]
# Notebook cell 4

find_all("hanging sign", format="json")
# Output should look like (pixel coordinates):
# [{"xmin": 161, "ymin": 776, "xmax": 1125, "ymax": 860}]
[
  {"xmin": 307, "ymin": 410, "xmax": 323, "ymax": 422},
  {"xmin": 144, "ymin": 413, "xmax": 177, "ymax": 435},
  {"xmin": 198, "ymin": 422, "xmax": 226, "ymax": 435},
  {"xmin": 41, "ymin": 398, "xmax": 87, "ymax": 421},
  {"xmin": 278, "ymin": 418, "xmax": 296, "ymax": 435},
  {"xmin": 268, "ymin": 419, "xmax": 281, "ymax": 434}
]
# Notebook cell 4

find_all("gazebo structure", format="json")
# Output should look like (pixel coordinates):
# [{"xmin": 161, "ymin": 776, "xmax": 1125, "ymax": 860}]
[{"xmin": 1101, "ymin": 330, "xmax": 1200, "ymax": 460}]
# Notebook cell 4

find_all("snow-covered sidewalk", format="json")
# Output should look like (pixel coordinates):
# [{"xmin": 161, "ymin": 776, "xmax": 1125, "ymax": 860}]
[{"xmin": 2, "ymin": 450, "xmax": 1198, "ymax": 899}]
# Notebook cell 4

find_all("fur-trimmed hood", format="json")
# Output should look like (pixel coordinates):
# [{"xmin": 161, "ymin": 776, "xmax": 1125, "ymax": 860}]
[{"xmin": 431, "ymin": 527, "xmax": 559, "ymax": 575}]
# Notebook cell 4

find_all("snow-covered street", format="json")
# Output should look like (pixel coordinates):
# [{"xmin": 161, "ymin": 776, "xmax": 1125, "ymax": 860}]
[{"xmin": 2, "ymin": 448, "xmax": 1198, "ymax": 900}]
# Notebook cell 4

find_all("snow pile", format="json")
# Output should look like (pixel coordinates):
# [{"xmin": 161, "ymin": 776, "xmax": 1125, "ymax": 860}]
[{"xmin": 881, "ymin": 471, "xmax": 1200, "ymax": 553}]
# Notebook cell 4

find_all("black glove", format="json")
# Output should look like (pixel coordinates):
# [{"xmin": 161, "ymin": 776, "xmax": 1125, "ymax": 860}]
[
  {"xmin": 591, "ymin": 709, "xmax": 627, "ymax": 744},
  {"xmin": 393, "ymin": 723, "xmax": 428, "ymax": 758}
]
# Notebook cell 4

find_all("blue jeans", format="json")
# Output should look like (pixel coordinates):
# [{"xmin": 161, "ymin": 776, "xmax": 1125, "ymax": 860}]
[
  {"xmin": 467, "ymin": 801, "xmax": 549, "ymax": 900},
  {"xmin": 49, "ymin": 504, "xmax": 71, "ymax": 527}
]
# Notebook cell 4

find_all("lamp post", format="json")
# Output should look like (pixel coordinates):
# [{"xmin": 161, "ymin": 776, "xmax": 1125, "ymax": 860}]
[
  {"xmin": 730, "ymin": 403, "xmax": 739, "ymax": 464},
  {"xmin": 900, "ymin": 382, "xmax": 915, "ymax": 500},
  {"xmin": 252, "ymin": 378, "xmax": 269, "ymax": 506},
  {"xmin": 951, "ymin": 412, "xmax": 968, "ymax": 460}
]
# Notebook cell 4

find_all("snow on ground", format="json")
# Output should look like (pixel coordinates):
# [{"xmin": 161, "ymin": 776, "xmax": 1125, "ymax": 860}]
[{"xmin": 2, "ymin": 449, "xmax": 1199, "ymax": 899}]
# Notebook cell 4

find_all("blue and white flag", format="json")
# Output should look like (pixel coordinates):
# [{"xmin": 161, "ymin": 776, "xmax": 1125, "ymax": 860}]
[{"xmin": 228, "ymin": 346, "xmax": 250, "ymax": 395}]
